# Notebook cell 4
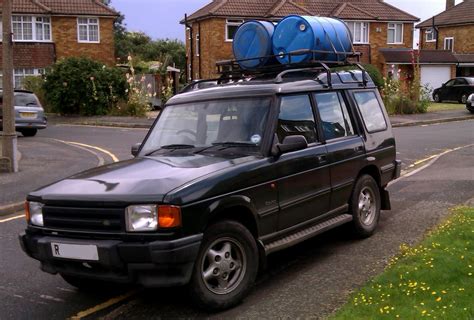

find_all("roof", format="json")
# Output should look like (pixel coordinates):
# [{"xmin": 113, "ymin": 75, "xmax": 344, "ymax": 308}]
[
  {"xmin": 454, "ymin": 54, "xmax": 474, "ymax": 63},
  {"xmin": 182, "ymin": 0, "xmax": 419, "ymax": 23},
  {"xmin": 380, "ymin": 48, "xmax": 458, "ymax": 64},
  {"xmin": 417, "ymin": 0, "xmax": 474, "ymax": 28},
  {"xmin": 0, "ymin": 0, "xmax": 119, "ymax": 17}
]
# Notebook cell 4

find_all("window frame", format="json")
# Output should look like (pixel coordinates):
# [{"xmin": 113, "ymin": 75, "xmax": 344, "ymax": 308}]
[
  {"xmin": 387, "ymin": 22, "xmax": 403, "ymax": 44},
  {"xmin": 351, "ymin": 90, "xmax": 388, "ymax": 134},
  {"xmin": 346, "ymin": 21, "xmax": 370, "ymax": 44},
  {"xmin": 225, "ymin": 19, "xmax": 244, "ymax": 42},
  {"xmin": 77, "ymin": 17, "xmax": 100, "ymax": 43},
  {"xmin": 276, "ymin": 93, "xmax": 321, "ymax": 146},
  {"xmin": 313, "ymin": 91, "xmax": 357, "ymax": 142},
  {"xmin": 6, "ymin": 15, "xmax": 52, "ymax": 42},
  {"xmin": 13, "ymin": 68, "xmax": 44, "ymax": 89},
  {"xmin": 425, "ymin": 28, "xmax": 436, "ymax": 42},
  {"xmin": 444, "ymin": 37, "xmax": 454, "ymax": 52}
]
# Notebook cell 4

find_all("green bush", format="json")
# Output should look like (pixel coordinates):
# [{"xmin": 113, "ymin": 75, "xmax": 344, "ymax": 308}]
[
  {"xmin": 23, "ymin": 76, "xmax": 49, "ymax": 111},
  {"xmin": 43, "ymin": 57, "xmax": 127, "ymax": 116},
  {"xmin": 362, "ymin": 64, "xmax": 384, "ymax": 88}
]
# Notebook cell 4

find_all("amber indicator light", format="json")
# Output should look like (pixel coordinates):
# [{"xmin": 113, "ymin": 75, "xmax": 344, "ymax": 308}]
[{"xmin": 158, "ymin": 206, "xmax": 182, "ymax": 228}]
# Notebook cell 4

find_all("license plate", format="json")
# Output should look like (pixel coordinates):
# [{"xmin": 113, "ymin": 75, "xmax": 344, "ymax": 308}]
[
  {"xmin": 20, "ymin": 112, "xmax": 37, "ymax": 119},
  {"xmin": 51, "ymin": 242, "xmax": 99, "ymax": 261}
]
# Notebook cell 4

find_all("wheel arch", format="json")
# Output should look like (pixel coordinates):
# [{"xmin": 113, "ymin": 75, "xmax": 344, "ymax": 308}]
[{"xmin": 356, "ymin": 165, "xmax": 391, "ymax": 210}]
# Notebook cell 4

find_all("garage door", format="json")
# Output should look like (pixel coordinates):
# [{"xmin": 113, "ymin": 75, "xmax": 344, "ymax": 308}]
[{"xmin": 420, "ymin": 65, "xmax": 452, "ymax": 93}]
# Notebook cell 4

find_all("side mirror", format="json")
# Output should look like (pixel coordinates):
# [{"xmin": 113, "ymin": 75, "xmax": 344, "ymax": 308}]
[
  {"xmin": 272, "ymin": 135, "xmax": 308, "ymax": 156},
  {"xmin": 131, "ymin": 143, "xmax": 142, "ymax": 157}
]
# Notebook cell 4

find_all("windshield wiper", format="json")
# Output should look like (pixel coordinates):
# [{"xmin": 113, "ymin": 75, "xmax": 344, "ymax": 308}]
[
  {"xmin": 145, "ymin": 144, "xmax": 196, "ymax": 156},
  {"xmin": 212, "ymin": 142, "xmax": 258, "ymax": 147}
]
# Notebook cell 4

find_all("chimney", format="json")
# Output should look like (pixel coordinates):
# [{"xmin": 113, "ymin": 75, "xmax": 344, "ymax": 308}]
[{"xmin": 446, "ymin": 0, "xmax": 455, "ymax": 10}]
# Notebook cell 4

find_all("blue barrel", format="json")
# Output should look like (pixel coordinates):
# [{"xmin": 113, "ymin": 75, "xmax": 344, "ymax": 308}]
[
  {"xmin": 233, "ymin": 20, "xmax": 275, "ymax": 70},
  {"xmin": 272, "ymin": 15, "xmax": 353, "ymax": 64}
]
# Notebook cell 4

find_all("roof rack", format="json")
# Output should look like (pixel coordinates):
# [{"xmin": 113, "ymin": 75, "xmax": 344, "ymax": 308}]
[{"xmin": 181, "ymin": 50, "xmax": 369, "ymax": 93}]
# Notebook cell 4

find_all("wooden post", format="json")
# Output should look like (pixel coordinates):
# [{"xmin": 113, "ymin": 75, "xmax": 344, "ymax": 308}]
[{"xmin": 2, "ymin": 0, "xmax": 19, "ymax": 172}]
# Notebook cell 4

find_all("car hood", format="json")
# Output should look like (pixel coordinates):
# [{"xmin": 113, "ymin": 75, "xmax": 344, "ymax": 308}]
[{"xmin": 30, "ymin": 153, "xmax": 257, "ymax": 204}]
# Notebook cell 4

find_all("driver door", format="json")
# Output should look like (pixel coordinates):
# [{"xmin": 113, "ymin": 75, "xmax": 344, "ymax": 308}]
[{"xmin": 274, "ymin": 94, "xmax": 331, "ymax": 231}]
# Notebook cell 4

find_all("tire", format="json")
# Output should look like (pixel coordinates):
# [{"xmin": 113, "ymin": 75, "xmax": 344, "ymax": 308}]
[
  {"xmin": 19, "ymin": 129, "xmax": 38, "ymax": 137},
  {"xmin": 460, "ymin": 94, "xmax": 468, "ymax": 105},
  {"xmin": 60, "ymin": 274, "xmax": 123, "ymax": 292},
  {"xmin": 433, "ymin": 93, "xmax": 441, "ymax": 103},
  {"xmin": 349, "ymin": 175, "xmax": 381, "ymax": 238},
  {"xmin": 189, "ymin": 220, "xmax": 259, "ymax": 311}
]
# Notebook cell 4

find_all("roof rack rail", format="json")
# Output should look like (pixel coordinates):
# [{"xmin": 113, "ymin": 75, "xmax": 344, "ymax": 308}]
[{"xmin": 180, "ymin": 50, "xmax": 369, "ymax": 93}]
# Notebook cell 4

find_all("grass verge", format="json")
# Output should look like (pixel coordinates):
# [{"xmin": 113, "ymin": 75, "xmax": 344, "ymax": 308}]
[
  {"xmin": 428, "ymin": 103, "xmax": 465, "ymax": 112},
  {"xmin": 331, "ymin": 207, "xmax": 474, "ymax": 319}
]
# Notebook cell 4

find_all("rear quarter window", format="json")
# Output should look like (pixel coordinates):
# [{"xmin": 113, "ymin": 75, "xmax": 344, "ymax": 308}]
[{"xmin": 353, "ymin": 91, "xmax": 387, "ymax": 133}]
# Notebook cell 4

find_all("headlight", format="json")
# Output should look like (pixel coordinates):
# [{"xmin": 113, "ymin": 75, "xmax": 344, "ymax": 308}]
[
  {"xmin": 27, "ymin": 201, "xmax": 44, "ymax": 226},
  {"xmin": 125, "ymin": 205, "xmax": 158, "ymax": 232},
  {"xmin": 125, "ymin": 204, "xmax": 181, "ymax": 232}
]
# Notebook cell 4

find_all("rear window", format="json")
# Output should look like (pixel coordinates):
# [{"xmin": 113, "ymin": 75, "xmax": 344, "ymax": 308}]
[
  {"xmin": 15, "ymin": 93, "xmax": 39, "ymax": 106},
  {"xmin": 353, "ymin": 91, "xmax": 387, "ymax": 133}
]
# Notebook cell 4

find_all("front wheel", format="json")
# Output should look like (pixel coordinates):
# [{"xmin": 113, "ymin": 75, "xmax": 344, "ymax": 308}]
[
  {"xmin": 189, "ymin": 221, "xmax": 259, "ymax": 311},
  {"xmin": 349, "ymin": 175, "xmax": 381, "ymax": 238},
  {"xmin": 433, "ymin": 93, "xmax": 441, "ymax": 103}
]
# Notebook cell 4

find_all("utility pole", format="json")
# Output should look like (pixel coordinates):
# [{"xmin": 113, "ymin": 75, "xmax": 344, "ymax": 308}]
[{"xmin": 2, "ymin": 0, "xmax": 18, "ymax": 172}]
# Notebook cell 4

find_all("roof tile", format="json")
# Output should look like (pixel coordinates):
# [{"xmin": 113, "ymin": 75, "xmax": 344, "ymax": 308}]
[
  {"xmin": 417, "ymin": 0, "xmax": 474, "ymax": 28},
  {"xmin": 185, "ymin": 0, "xmax": 420, "ymax": 22},
  {"xmin": 0, "ymin": 0, "xmax": 119, "ymax": 16}
]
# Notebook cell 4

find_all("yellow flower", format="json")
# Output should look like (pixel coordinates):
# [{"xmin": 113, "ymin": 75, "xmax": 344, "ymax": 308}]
[{"xmin": 436, "ymin": 297, "xmax": 442, "ymax": 302}]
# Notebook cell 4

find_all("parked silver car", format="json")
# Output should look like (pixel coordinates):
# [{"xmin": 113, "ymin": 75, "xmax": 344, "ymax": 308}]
[{"xmin": 0, "ymin": 90, "xmax": 47, "ymax": 137}]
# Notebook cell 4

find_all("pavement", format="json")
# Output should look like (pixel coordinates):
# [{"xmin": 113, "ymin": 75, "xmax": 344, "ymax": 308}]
[{"xmin": 0, "ymin": 109, "xmax": 472, "ymax": 217}]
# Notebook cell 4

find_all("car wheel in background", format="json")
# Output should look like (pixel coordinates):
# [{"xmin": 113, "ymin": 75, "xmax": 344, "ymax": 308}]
[
  {"xmin": 19, "ymin": 129, "xmax": 38, "ymax": 137},
  {"xmin": 460, "ymin": 94, "xmax": 468, "ymax": 104},
  {"xmin": 433, "ymin": 93, "xmax": 441, "ymax": 103}
]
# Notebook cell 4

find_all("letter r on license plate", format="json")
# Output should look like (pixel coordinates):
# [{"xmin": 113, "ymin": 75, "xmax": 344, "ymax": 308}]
[{"xmin": 51, "ymin": 243, "xmax": 99, "ymax": 261}]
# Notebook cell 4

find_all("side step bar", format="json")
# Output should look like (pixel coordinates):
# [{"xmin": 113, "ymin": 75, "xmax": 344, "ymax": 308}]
[{"xmin": 264, "ymin": 214, "xmax": 353, "ymax": 255}]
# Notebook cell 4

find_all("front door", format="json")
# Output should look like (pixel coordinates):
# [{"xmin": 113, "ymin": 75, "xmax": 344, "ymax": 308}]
[{"xmin": 275, "ymin": 94, "xmax": 331, "ymax": 231}]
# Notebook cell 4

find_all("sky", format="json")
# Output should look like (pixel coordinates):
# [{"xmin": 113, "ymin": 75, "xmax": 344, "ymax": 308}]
[{"xmin": 110, "ymin": 0, "xmax": 462, "ymax": 43}]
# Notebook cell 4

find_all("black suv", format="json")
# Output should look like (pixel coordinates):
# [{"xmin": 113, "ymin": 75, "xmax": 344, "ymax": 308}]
[{"xmin": 20, "ymin": 63, "xmax": 401, "ymax": 311}]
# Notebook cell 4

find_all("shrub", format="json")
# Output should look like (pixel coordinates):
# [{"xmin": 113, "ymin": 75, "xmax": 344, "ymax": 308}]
[
  {"xmin": 43, "ymin": 57, "xmax": 127, "ymax": 116},
  {"xmin": 363, "ymin": 64, "xmax": 384, "ymax": 88}
]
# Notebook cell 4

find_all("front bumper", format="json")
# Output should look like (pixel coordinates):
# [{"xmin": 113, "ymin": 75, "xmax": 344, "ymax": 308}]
[{"xmin": 19, "ymin": 232, "xmax": 203, "ymax": 287}]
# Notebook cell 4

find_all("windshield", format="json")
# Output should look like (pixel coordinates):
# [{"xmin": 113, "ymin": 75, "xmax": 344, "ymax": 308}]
[{"xmin": 140, "ymin": 97, "xmax": 272, "ymax": 155}]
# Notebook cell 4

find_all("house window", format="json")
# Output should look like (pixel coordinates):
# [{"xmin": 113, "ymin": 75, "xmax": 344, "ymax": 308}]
[
  {"xmin": 425, "ymin": 28, "xmax": 436, "ymax": 42},
  {"xmin": 13, "ymin": 68, "xmax": 44, "ymax": 89},
  {"xmin": 226, "ymin": 19, "xmax": 244, "ymax": 41},
  {"xmin": 346, "ymin": 21, "xmax": 369, "ymax": 44},
  {"xmin": 35, "ymin": 17, "xmax": 51, "ymax": 41},
  {"xmin": 77, "ymin": 17, "xmax": 100, "ymax": 43},
  {"xmin": 196, "ymin": 33, "xmax": 200, "ymax": 56},
  {"xmin": 387, "ymin": 23, "xmax": 403, "ymax": 44},
  {"xmin": 444, "ymin": 37, "xmax": 454, "ymax": 51}
]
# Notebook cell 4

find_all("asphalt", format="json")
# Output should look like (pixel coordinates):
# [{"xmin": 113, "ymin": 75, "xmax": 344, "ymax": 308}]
[{"xmin": 0, "ymin": 110, "xmax": 473, "ymax": 216}]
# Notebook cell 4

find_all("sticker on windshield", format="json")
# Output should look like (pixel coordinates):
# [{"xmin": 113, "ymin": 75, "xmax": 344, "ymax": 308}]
[{"xmin": 251, "ymin": 134, "xmax": 262, "ymax": 144}]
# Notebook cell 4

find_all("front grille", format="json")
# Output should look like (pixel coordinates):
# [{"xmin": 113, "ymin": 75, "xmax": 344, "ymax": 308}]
[{"xmin": 43, "ymin": 206, "xmax": 124, "ymax": 232}]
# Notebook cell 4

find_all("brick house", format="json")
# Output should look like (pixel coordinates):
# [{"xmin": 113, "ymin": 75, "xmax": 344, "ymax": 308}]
[
  {"xmin": 0, "ymin": 0, "xmax": 119, "ymax": 88},
  {"xmin": 182, "ymin": 0, "xmax": 419, "ymax": 80},
  {"xmin": 416, "ymin": 0, "xmax": 474, "ymax": 77}
]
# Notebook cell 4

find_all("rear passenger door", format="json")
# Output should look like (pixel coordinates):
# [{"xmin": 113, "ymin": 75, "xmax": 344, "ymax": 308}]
[
  {"xmin": 275, "ymin": 94, "xmax": 331, "ymax": 231},
  {"xmin": 314, "ymin": 91, "xmax": 365, "ymax": 211}
]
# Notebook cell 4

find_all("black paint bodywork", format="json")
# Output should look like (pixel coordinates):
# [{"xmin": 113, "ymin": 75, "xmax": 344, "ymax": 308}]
[{"xmin": 20, "ymin": 72, "xmax": 401, "ymax": 287}]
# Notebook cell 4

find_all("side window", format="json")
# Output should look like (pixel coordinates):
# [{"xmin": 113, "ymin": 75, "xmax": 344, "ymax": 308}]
[
  {"xmin": 278, "ymin": 95, "xmax": 317, "ymax": 144},
  {"xmin": 353, "ymin": 91, "xmax": 388, "ymax": 133},
  {"xmin": 314, "ymin": 92, "xmax": 355, "ymax": 140},
  {"xmin": 445, "ymin": 80, "xmax": 455, "ymax": 87}
]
